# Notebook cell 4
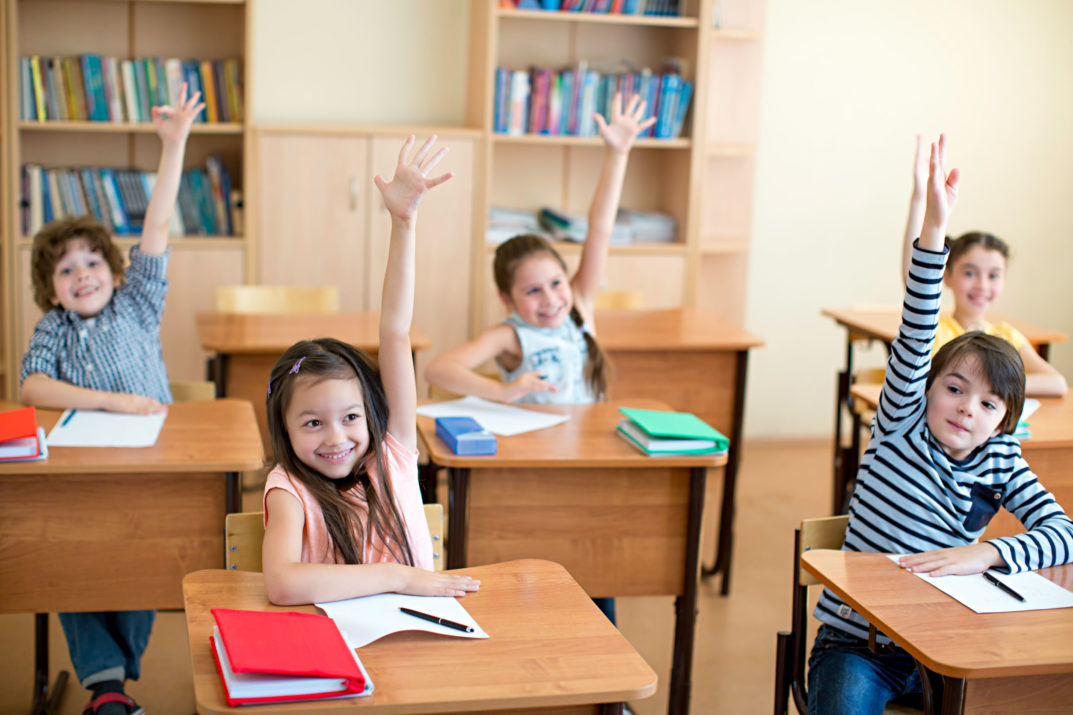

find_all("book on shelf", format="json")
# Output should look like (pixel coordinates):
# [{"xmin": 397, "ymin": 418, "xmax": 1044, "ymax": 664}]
[
  {"xmin": 486, "ymin": 206, "xmax": 543, "ymax": 244},
  {"xmin": 210, "ymin": 608, "xmax": 372, "ymax": 707},
  {"xmin": 19, "ymin": 54, "xmax": 242, "ymax": 124},
  {"xmin": 616, "ymin": 406, "xmax": 729, "ymax": 456},
  {"xmin": 0, "ymin": 406, "xmax": 48, "ymax": 463},
  {"xmin": 21, "ymin": 159, "xmax": 236, "ymax": 238},
  {"xmin": 500, "ymin": 0, "xmax": 680, "ymax": 15},
  {"xmin": 539, "ymin": 207, "xmax": 633, "ymax": 245}
]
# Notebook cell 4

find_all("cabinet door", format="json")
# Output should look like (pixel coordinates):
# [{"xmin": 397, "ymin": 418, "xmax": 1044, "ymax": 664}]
[
  {"xmin": 256, "ymin": 133, "xmax": 368, "ymax": 310},
  {"xmin": 366, "ymin": 135, "xmax": 475, "ymax": 397}
]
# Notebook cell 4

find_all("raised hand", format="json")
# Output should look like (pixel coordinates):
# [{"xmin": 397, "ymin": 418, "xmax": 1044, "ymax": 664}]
[
  {"xmin": 373, "ymin": 135, "xmax": 453, "ymax": 221},
  {"xmin": 920, "ymin": 133, "xmax": 960, "ymax": 249},
  {"xmin": 594, "ymin": 92, "xmax": 657, "ymax": 154},
  {"xmin": 150, "ymin": 82, "xmax": 204, "ymax": 147}
]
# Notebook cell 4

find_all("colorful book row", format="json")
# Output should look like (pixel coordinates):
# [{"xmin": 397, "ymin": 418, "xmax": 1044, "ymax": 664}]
[
  {"xmin": 19, "ymin": 55, "xmax": 243, "ymax": 124},
  {"xmin": 504, "ymin": 0, "xmax": 681, "ymax": 15},
  {"xmin": 20, "ymin": 159, "xmax": 236, "ymax": 239},
  {"xmin": 494, "ymin": 65, "xmax": 692, "ymax": 139}
]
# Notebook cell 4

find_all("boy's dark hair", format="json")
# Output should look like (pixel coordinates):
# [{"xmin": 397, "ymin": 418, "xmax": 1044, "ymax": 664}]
[
  {"xmin": 265, "ymin": 338, "xmax": 415, "ymax": 567},
  {"xmin": 926, "ymin": 331, "xmax": 1026, "ymax": 435},
  {"xmin": 946, "ymin": 231, "xmax": 1010, "ymax": 270},
  {"xmin": 493, "ymin": 234, "xmax": 612, "ymax": 400},
  {"xmin": 30, "ymin": 216, "xmax": 125, "ymax": 312}
]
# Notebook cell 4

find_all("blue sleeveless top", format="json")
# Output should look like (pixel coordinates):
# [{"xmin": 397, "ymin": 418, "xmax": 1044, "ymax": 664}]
[{"xmin": 498, "ymin": 312, "xmax": 594, "ymax": 404}]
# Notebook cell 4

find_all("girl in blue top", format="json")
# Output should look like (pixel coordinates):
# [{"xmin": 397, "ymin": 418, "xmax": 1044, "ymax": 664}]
[{"xmin": 425, "ymin": 93, "xmax": 654, "ymax": 405}]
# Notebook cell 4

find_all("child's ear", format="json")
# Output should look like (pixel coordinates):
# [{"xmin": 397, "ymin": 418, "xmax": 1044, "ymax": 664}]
[
  {"xmin": 498, "ymin": 291, "xmax": 515, "ymax": 310},
  {"xmin": 50, "ymin": 294, "xmax": 60, "ymax": 307}
]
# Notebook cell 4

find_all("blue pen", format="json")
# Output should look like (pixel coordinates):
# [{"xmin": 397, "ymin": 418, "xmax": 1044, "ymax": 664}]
[{"xmin": 60, "ymin": 409, "xmax": 77, "ymax": 427}]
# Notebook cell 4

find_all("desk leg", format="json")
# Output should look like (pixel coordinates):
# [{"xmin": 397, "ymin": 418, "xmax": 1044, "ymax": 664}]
[
  {"xmin": 446, "ymin": 467, "xmax": 469, "ymax": 569},
  {"xmin": 917, "ymin": 662, "xmax": 966, "ymax": 715},
  {"xmin": 702, "ymin": 350, "xmax": 749, "ymax": 596},
  {"xmin": 832, "ymin": 337, "xmax": 854, "ymax": 515},
  {"xmin": 669, "ymin": 466, "xmax": 706, "ymax": 715},
  {"xmin": 210, "ymin": 353, "xmax": 229, "ymax": 398},
  {"xmin": 30, "ymin": 613, "xmax": 67, "ymax": 715},
  {"xmin": 226, "ymin": 471, "xmax": 240, "ymax": 514}
]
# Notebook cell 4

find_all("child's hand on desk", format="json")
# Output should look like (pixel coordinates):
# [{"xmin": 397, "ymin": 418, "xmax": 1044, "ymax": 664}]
[
  {"xmin": 151, "ymin": 82, "xmax": 204, "ymax": 147},
  {"xmin": 594, "ymin": 92, "xmax": 656, "ymax": 155},
  {"xmin": 898, "ymin": 542, "xmax": 1002, "ymax": 577},
  {"xmin": 105, "ymin": 392, "xmax": 167, "ymax": 415},
  {"xmin": 402, "ymin": 569, "xmax": 481, "ymax": 598},
  {"xmin": 499, "ymin": 371, "xmax": 557, "ymax": 403}
]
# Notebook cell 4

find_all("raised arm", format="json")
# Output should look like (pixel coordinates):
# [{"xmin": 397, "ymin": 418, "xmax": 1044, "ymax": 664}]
[
  {"xmin": 901, "ymin": 135, "xmax": 928, "ymax": 283},
  {"xmin": 140, "ymin": 83, "xmax": 204, "ymax": 256},
  {"xmin": 571, "ymin": 93, "xmax": 656, "ymax": 316},
  {"xmin": 373, "ymin": 135, "xmax": 452, "ymax": 449},
  {"xmin": 919, "ymin": 134, "xmax": 959, "ymax": 253}
]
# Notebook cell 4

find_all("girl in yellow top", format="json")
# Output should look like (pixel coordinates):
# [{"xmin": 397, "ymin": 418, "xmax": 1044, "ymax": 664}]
[{"xmin": 901, "ymin": 136, "xmax": 1067, "ymax": 396}]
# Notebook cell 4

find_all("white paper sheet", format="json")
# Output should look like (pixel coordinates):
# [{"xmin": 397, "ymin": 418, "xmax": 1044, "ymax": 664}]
[
  {"xmin": 316, "ymin": 593, "xmax": 488, "ymax": 647},
  {"xmin": 417, "ymin": 396, "xmax": 568, "ymax": 436},
  {"xmin": 47, "ymin": 410, "xmax": 167, "ymax": 447},
  {"xmin": 886, "ymin": 554, "xmax": 1073, "ymax": 613}
]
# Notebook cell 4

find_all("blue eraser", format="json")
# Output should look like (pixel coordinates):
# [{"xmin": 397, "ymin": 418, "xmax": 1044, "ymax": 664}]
[{"xmin": 435, "ymin": 417, "xmax": 497, "ymax": 456}]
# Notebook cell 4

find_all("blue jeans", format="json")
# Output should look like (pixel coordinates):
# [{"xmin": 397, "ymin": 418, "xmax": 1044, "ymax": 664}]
[
  {"xmin": 807, "ymin": 624, "xmax": 923, "ymax": 715},
  {"xmin": 58, "ymin": 610, "xmax": 154, "ymax": 688}
]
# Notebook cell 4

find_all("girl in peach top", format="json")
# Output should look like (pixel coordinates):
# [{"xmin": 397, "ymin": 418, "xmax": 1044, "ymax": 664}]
[{"xmin": 260, "ymin": 136, "xmax": 478, "ymax": 605}]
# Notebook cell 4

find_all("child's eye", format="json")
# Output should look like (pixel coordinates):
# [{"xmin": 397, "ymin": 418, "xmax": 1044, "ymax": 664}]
[
  {"xmin": 303, "ymin": 419, "xmax": 321, "ymax": 428},
  {"xmin": 58, "ymin": 267, "xmax": 71, "ymax": 276},
  {"xmin": 982, "ymin": 401, "xmax": 997, "ymax": 410},
  {"xmin": 343, "ymin": 413, "xmax": 362, "ymax": 423},
  {"xmin": 947, "ymin": 384, "xmax": 962, "ymax": 394}
]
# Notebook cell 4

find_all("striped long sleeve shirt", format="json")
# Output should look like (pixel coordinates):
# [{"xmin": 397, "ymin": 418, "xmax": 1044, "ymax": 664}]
[{"xmin": 815, "ymin": 242, "xmax": 1073, "ymax": 642}]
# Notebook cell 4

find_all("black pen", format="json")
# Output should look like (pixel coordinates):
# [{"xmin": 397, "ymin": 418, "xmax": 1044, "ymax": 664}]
[
  {"xmin": 983, "ymin": 570, "xmax": 1026, "ymax": 603},
  {"xmin": 60, "ymin": 410, "xmax": 77, "ymax": 427},
  {"xmin": 399, "ymin": 606, "xmax": 474, "ymax": 633}
]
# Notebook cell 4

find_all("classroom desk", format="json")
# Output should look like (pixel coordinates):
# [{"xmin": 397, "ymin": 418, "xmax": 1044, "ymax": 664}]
[
  {"xmin": 822, "ymin": 306, "xmax": 1067, "ymax": 514},
  {"xmin": 0, "ymin": 399, "xmax": 263, "ymax": 713},
  {"xmin": 418, "ymin": 399, "xmax": 724, "ymax": 715},
  {"xmin": 183, "ymin": 560, "xmax": 658, "ymax": 714},
  {"xmin": 596, "ymin": 308, "xmax": 764, "ymax": 593},
  {"xmin": 802, "ymin": 549, "xmax": 1073, "ymax": 714},
  {"xmin": 195, "ymin": 311, "xmax": 431, "ymax": 453},
  {"xmin": 850, "ymin": 383, "xmax": 1073, "ymax": 539}
]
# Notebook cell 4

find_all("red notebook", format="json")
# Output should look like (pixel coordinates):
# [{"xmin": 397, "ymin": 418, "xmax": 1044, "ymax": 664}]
[
  {"xmin": 0, "ymin": 406, "xmax": 46, "ymax": 461},
  {"xmin": 210, "ymin": 608, "xmax": 372, "ymax": 706}
]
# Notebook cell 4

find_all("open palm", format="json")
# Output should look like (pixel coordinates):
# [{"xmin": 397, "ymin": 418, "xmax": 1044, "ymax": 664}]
[{"xmin": 374, "ymin": 135, "xmax": 453, "ymax": 220}]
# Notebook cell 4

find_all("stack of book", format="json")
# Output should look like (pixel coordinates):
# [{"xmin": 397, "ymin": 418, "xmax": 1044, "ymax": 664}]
[
  {"xmin": 616, "ymin": 407, "xmax": 729, "ymax": 456},
  {"xmin": 0, "ymin": 406, "xmax": 48, "ymax": 463},
  {"xmin": 494, "ymin": 63, "xmax": 692, "ymax": 140},
  {"xmin": 19, "ymin": 54, "xmax": 243, "ymax": 124},
  {"xmin": 538, "ymin": 207, "xmax": 633, "ymax": 245},
  {"xmin": 20, "ymin": 158, "xmax": 236, "ymax": 238},
  {"xmin": 505, "ymin": 0, "xmax": 681, "ymax": 15}
]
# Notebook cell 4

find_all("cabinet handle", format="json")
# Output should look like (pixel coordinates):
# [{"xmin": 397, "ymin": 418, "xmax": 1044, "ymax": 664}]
[{"xmin": 349, "ymin": 176, "xmax": 360, "ymax": 211}]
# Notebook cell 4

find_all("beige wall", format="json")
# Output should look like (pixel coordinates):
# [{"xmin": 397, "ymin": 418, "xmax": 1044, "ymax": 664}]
[{"xmin": 251, "ymin": 0, "xmax": 1073, "ymax": 437}]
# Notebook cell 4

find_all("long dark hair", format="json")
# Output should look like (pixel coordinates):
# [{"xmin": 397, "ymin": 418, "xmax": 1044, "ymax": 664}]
[
  {"xmin": 493, "ymin": 234, "xmax": 612, "ymax": 400},
  {"xmin": 265, "ymin": 338, "xmax": 415, "ymax": 566}
]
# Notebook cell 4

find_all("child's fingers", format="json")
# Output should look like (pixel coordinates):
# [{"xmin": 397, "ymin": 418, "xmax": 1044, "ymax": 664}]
[
  {"xmin": 411, "ymin": 135, "xmax": 437, "ymax": 167},
  {"xmin": 626, "ymin": 92, "xmax": 641, "ymax": 116},
  {"xmin": 397, "ymin": 135, "xmax": 416, "ymax": 166},
  {"xmin": 639, "ymin": 115, "xmax": 657, "ymax": 131},
  {"xmin": 372, "ymin": 175, "xmax": 387, "ymax": 194},
  {"xmin": 593, "ymin": 113, "xmax": 608, "ymax": 133},
  {"xmin": 425, "ymin": 171, "xmax": 454, "ymax": 189},
  {"xmin": 938, "ymin": 133, "xmax": 948, "ymax": 169},
  {"xmin": 421, "ymin": 146, "xmax": 450, "ymax": 173}
]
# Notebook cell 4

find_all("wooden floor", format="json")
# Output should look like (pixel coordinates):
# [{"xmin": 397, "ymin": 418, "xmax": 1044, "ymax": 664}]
[{"xmin": 0, "ymin": 439, "xmax": 830, "ymax": 714}]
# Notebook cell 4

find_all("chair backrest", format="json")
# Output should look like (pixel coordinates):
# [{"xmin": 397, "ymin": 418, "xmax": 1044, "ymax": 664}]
[
  {"xmin": 224, "ymin": 504, "xmax": 446, "ymax": 573},
  {"xmin": 215, "ymin": 285, "xmax": 340, "ymax": 314},
  {"xmin": 798, "ymin": 514, "xmax": 849, "ymax": 587},
  {"xmin": 594, "ymin": 290, "xmax": 643, "ymax": 310},
  {"xmin": 169, "ymin": 380, "xmax": 216, "ymax": 402}
]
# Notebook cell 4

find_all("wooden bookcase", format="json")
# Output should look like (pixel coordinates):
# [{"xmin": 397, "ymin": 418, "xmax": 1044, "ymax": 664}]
[
  {"xmin": 1, "ymin": 0, "xmax": 251, "ymax": 399},
  {"xmin": 466, "ymin": 0, "xmax": 763, "ymax": 330}
]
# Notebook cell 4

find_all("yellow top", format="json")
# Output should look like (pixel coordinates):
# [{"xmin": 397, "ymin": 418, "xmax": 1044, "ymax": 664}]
[{"xmin": 933, "ymin": 314, "xmax": 1028, "ymax": 354}]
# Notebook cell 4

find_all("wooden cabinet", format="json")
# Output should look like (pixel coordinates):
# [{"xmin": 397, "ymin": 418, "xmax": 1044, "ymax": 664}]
[
  {"xmin": 253, "ymin": 127, "xmax": 478, "ymax": 396},
  {"xmin": 467, "ymin": 0, "xmax": 764, "ymax": 328},
  {"xmin": 1, "ymin": 0, "xmax": 251, "ymax": 396}
]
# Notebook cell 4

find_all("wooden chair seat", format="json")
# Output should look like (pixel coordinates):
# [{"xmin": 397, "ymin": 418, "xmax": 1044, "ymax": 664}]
[{"xmin": 215, "ymin": 285, "xmax": 340, "ymax": 314}]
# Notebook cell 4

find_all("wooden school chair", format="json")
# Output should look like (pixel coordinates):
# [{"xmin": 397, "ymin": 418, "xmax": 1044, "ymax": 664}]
[
  {"xmin": 214, "ymin": 285, "xmax": 340, "ymax": 314},
  {"xmin": 772, "ymin": 515, "xmax": 921, "ymax": 714},
  {"xmin": 594, "ymin": 289, "xmax": 643, "ymax": 310},
  {"xmin": 225, "ymin": 504, "xmax": 446, "ymax": 573},
  {"xmin": 169, "ymin": 380, "xmax": 217, "ymax": 402}
]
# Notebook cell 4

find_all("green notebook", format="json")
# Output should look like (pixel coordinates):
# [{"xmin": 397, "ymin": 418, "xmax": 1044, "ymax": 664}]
[{"xmin": 617, "ymin": 407, "xmax": 729, "ymax": 454}]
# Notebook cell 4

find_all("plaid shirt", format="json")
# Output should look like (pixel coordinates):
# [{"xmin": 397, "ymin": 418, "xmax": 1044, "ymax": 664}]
[{"xmin": 21, "ymin": 246, "xmax": 173, "ymax": 403}]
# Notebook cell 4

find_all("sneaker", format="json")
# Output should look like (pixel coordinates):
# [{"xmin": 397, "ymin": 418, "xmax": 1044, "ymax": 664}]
[{"xmin": 82, "ymin": 692, "xmax": 146, "ymax": 715}]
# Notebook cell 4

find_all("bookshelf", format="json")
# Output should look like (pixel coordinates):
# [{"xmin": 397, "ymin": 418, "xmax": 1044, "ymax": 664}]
[
  {"xmin": 467, "ymin": 0, "xmax": 763, "ymax": 330},
  {"xmin": 1, "ymin": 0, "xmax": 251, "ymax": 398}
]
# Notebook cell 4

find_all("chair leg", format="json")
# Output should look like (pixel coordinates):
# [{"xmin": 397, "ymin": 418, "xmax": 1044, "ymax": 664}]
[{"xmin": 774, "ymin": 630, "xmax": 792, "ymax": 715}]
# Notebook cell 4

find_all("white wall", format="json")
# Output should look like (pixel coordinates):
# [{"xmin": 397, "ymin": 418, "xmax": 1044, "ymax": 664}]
[
  {"xmin": 747, "ymin": 0, "xmax": 1073, "ymax": 436},
  {"xmin": 251, "ymin": 0, "xmax": 1073, "ymax": 437}
]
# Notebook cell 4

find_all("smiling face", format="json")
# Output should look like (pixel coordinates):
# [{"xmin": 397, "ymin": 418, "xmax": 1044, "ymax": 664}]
[
  {"xmin": 926, "ymin": 353, "xmax": 1007, "ymax": 461},
  {"xmin": 501, "ymin": 253, "xmax": 573, "ymax": 328},
  {"xmin": 945, "ymin": 245, "xmax": 1006, "ymax": 317},
  {"xmin": 50, "ymin": 238, "xmax": 120, "ymax": 317},
  {"xmin": 284, "ymin": 376, "xmax": 370, "ymax": 480}
]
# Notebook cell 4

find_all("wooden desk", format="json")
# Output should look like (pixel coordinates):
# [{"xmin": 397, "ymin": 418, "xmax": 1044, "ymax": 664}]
[
  {"xmin": 596, "ymin": 308, "xmax": 764, "ymax": 594},
  {"xmin": 802, "ymin": 549, "xmax": 1073, "ymax": 713},
  {"xmin": 195, "ymin": 311, "xmax": 431, "ymax": 453},
  {"xmin": 851, "ymin": 384, "xmax": 1073, "ymax": 539},
  {"xmin": 822, "ymin": 306, "xmax": 1067, "ymax": 514},
  {"xmin": 183, "ymin": 560, "xmax": 658, "ymax": 714},
  {"xmin": 0, "ymin": 399, "xmax": 263, "ymax": 710},
  {"xmin": 418, "ymin": 399, "xmax": 724, "ymax": 715}
]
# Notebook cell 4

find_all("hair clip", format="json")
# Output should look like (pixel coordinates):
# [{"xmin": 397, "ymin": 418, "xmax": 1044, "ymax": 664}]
[
  {"xmin": 289, "ymin": 356, "xmax": 306, "ymax": 375},
  {"xmin": 266, "ymin": 378, "xmax": 273, "ymax": 397}
]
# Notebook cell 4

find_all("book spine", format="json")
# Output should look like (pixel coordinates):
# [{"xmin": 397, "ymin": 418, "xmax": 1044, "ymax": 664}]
[
  {"xmin": 27, "ymin": 165, "xmax": 44, "ymax": 235},
  {"xmin": 47, "ymin": 58, "xmax": 67, "ymax": 121},
  {"xmin": 99, "ymin": 169, "xmax": 131, "ymax": 235},
  {"xmin": 545, "ymin": 73, "xmax": 561, "ymax": 136},
  {"xmin": 84, "ymin": 54, "xmax": 110, "ymax": 121},
  {"xmin": 20, "ymin": 58, "xmax": 35, "ymax": 120},
  {"xmin": 654, "ymin": 73, "xmax": 680, "ymax": 139},
  {"xmin": 507, "ymin": 70, "xmax": 529, "ymax": 136},
  {"xmin": 199, "ymin": 60, "xmax": 219, "ymax": 122},
  {"xmin": 671, "ymin": 80, "xmax": 693, "ymax": 138},
  {"xmin": 78, "ymin": 169, "xmax": 106, "ymax": 227},
  {"xmin": 30, "ymin": 57, "xmax": 47, "ymax": 121},
  {"xmin": 164, "ymin": 57, "xmax": 184, "ymax": 107},
  {"xmin": 102, "ymin": 57, "xmax": 123, "ymax": 122},
  {"xmin": 134, "ymin": 59, "xmax": 151, "ymax": 122},
  {"xmin": 120, "ymin": 60, "xmax": 140, "ymax": 122},
  {"xmin": 225, "ymin": 59, "xmax": 243, "ymax": 122}
]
